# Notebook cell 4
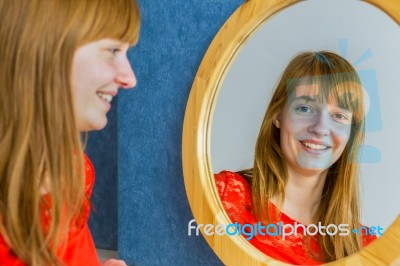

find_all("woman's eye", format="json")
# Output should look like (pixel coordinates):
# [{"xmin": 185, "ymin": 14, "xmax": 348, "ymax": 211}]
[
  {"xmin": 332, "ymin": 113, "xmax": 349, "ymax": 121},
  {"xmin": 109, "ymin": 48, "xmax": 121, "ymax": 55},
  {"xmin": 296, "ymin": 105, "xmax": 313, "ymax": 113}
]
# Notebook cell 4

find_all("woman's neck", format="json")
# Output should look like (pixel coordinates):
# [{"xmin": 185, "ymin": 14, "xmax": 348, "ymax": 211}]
[{"xmin": 275, "ymin": 167, "xmax": 328, "ymax": 225}]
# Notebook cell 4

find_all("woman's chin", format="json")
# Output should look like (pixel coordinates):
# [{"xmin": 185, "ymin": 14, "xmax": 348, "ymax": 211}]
[
  {"xmin": 297, "ymin": 153, "xmax": 334, "ymax": 170},
  {"xmin": 78, "ymin": 118, "xmax": 108, "ymax": 132},
  {"xmin": 296, "ymin": 160, "xmax": 332, "ymax": 175}
]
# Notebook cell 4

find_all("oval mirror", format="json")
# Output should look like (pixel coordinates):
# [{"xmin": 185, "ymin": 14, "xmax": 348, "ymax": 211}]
[{"xmin": 183, "ymin": 0, "xmax": 400, "ymax": 265}]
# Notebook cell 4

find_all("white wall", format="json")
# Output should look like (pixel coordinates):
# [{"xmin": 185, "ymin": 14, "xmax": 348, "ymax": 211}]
[{"xmin": 211, "ymin": 0, "xmax": 400, "ymax": 231}]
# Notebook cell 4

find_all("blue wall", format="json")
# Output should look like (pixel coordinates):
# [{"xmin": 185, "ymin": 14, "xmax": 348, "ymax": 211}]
[{"xmin": 87, "ymin": 1, "xmax": 244, "ymax": 265}]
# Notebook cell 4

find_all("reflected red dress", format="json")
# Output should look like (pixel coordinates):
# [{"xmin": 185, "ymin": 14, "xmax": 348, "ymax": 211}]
[
  {"xmin": 0, "ymin": 154, "xmax": 100, "ymax": 265},
  {"xmin": 215, "ymin": 171, "xmax": 376, "ymax": 265}
]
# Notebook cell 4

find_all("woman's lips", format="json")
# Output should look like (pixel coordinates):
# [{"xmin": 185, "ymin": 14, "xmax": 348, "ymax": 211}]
[
  {"xmin": 299, "ymin": 140, "xmax": 332, "ymax": 154},
  {"xmin": 97, "ymin": 92, "xmax": 113, "ymax": 102},
  {"xmin": 97, "ymin": 92, "xmax": 112, "ymax": 110}
]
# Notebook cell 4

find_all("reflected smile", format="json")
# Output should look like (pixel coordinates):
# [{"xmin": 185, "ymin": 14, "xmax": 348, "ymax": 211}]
[{"xmin": 299, "ymin": 141, "xmax": 331, "ymax": 151}]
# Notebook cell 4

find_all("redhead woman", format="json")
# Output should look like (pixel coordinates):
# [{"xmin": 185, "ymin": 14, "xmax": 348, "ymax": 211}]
[
  {"xmin": 215, "ymin": 51, "xmax": 376, "ymax": 264},
  {"xmin": 0, "ymin": 0, "xmax": 139, "ymax": 265}
]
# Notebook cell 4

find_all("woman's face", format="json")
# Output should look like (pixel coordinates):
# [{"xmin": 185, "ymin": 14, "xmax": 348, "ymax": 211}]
[
  {"xmin": 275, "ymin": 84, "xmax": 353, "ymax": 174},
  {"xmin": 72, "ymin": 38, "xmax": 137, "ymax": 131}
]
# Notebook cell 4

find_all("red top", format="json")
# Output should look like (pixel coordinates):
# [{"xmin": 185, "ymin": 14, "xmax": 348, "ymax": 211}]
[
  {"xmin": 0, "ymin": 154, "xmax": 100, "ymax": 265},
  {"xmin": 215, "ymin": 170, "xmax": 377, "ymax": 265}
]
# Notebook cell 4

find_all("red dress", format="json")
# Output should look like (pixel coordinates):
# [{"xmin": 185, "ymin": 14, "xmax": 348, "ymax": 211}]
[
  {"xmin": 215, "ymin": 171, "xmax": 376, "ymax": 265},
  {"xmin": 0, "ymin": 154, "xmax": 100, "ymax": 265}
]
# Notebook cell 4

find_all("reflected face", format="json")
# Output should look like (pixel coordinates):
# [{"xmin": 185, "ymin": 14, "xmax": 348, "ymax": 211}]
[
  {"xmin": 276, "ymin": 84, "xmax": 353, "ymax": 173},
  {"xmin": 72, "ymin": 38, "xmax": 137, "ymax": 132}
]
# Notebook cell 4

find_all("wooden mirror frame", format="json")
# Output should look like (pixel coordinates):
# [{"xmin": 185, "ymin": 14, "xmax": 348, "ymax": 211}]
[{"xmin": 182, "ymin": 0, "xmax": 400, "ymax": 265}]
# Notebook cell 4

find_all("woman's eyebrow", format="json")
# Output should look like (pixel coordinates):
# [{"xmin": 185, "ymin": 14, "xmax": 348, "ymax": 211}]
[
  {"xmin": 330, "ymin": 105, "xmax": 353, "ymax": 113},
  {"xmin": 101, "ymin": 38, "xmax": 125, "ymax": 46},
  {"xmin": 291, "ymin": 95, "xmax": 316, "ymax": 103}
]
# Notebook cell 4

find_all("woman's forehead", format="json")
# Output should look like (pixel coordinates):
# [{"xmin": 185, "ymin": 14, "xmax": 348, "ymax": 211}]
[
  {"xmin": 294, "ymin": 83, "xmax": 319, "ymax": 98},
  {"xmin": 290, "ymin": 83, "xmax": 359, "ymax": 110},
  {"xmin": 293, "ymin": 82, "xmax": 359, "ymax": 98}
]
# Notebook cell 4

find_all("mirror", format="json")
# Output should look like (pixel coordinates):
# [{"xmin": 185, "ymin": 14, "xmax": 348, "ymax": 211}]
[
  {"xmin": 211, "ymin": 0, "xmax": 400, "ymax": 235},
  {"xmin": 183, "ymin": 0, "xmax": 400, "ymax": 265}
]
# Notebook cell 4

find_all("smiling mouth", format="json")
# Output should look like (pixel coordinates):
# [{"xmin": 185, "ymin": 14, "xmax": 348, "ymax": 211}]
[
  {"xmin": 97, "ymin": 92, "xmax": 113, "ymax": 102},
  {"xmin": 300, "ymin": 141, "xmax": 330, "ymax": 151}
]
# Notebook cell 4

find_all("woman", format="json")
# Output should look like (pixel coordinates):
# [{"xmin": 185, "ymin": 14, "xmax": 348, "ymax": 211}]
[
  {"xmin": 215, "ymin": 51, "xmax": 376, "ymax": 264},
  {"xmin": 0, "ymin": 0, "xmax": 139, "ymax": 265}
]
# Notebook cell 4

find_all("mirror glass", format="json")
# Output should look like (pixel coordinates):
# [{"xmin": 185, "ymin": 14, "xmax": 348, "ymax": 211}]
[{"xmin": 211, "ymin": 0, "xmax": 400, "ymax": 244}]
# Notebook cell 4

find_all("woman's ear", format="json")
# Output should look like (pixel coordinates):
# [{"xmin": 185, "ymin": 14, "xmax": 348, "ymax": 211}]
[{"xmin": 272, "ymin": 111, "xmax": 281, "ymax": 128}]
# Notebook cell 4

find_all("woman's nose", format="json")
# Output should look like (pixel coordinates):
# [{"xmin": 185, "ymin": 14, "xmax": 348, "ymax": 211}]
[
  {"xmin": 308, "ymin": 112, "xmax": 330, "ymax": 137},
  {"xmin": 115, "ymin": 56, "xmax": 137, "ymax": 89}
]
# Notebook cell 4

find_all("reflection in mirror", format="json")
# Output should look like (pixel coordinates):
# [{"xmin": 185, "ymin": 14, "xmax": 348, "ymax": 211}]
[
  {"xmin": 211, "ymin": 0, "xmax": 400, "ymax": 264},
  {"xmin": 214, "ymin": 50, "xmax": 375, "ymax": 264}
]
